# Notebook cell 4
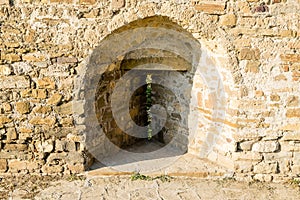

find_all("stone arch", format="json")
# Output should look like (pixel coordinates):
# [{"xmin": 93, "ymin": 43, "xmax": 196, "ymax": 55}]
[{"xmin": 74, "ymin": 15, "xmax": 239, "ymax": 170}]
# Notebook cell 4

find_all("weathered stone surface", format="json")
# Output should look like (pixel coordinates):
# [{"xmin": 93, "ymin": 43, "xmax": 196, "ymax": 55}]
[
  {"xmin": 0, "ymin": 159, "xmax": 7, "ymax": 172},
  {"xmin": 22, "ymin": 53, "xmax": 46, "ymax": 62},
  {"xmin": 286, "ymin": 108, "xmax": 300, "ymax": 118},
  {"xmin": 29, "ymin": 116, "xmax": 56, "ymax": 126},
  {"xmin": 0, "ymin": 64, "xmax": 12, "ymax": 75},
  {"xmin": 21, "ymin": 89, "xmax": 47, "ymax": 99},
  {"xmin": 232, "ymin": 151, "xmax": 262, "ymax": 161},
  {"xmin": 111, "ymin": 0, "xmax": 125, "ymax": 10},
  {"xmin": 0, "ymin": 0, "xmax": 9, "ymax": 5},
  {"xmin": 245, "ymin": 61, "xmax": 260, "ymax": 73},
  {"xmin": 253, "ymin": 162, "xmax": 278, "ymax": 174},
  {"xmin": 54, "ymin": 102, "xmax": 72, "ymax": 115},
  {"xmin": 47, "ymin": 93, "xmax": 62, "ymax": 105},
  {"xmin": 0, "ymin": 115, "xmax": 12, "ymax": 125},
  {"xmin": 5, "ymin": 54, "xmax": 21, "ymax": 62},
  {"xmin": 282, "ymin": 132, "xmax": 300, "ymax": 141},
  {"xmin": 194, "ymin": 2, "xmax": 225, "ymax": 14},
  {"xmin": 36, "ymin": 77, "xmax": 55, "ymax": 89},
  {"xmin": 4, "ymin": 144, "xmax": 28, "ymax": 151},
  {"xmin": 8, "ymin": 160, "xmax": 27, "ymax": 172},
  {"xmin": 0, "ymin": 76, "xmax": 30, "ymax": 89},
  {"xmin": 238, "ymin": 48, "xmax": 260, "ymax": 60},
  {"xmin": 15, "ymin": 101, "xmax": 30, "ymax": 114},
  {"xmin": 252, "ymin": 141, "xmax": 280, "ymax": 153},
  {"xmin": 219, "ymin": 14, "xmax": 237, "ymax": 27},
  {"xmin": 32, "ymin": 106, "xmax": 52, "ymax": 114},
  {"xmin": 56, "ymin": 57, "xmax": 78, "ymax": 64},
  {"xmin": 6, "ymin": 127, "xmax": 17, "ymax": 141}
]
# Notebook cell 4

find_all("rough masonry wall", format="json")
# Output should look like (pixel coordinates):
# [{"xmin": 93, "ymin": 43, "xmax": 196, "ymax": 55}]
[{"xmin": 0, "ymin": 0, "xmax": 299, "ymax": 182}]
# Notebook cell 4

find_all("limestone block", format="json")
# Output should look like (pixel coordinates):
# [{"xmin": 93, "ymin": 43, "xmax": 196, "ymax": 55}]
[
  {"xmin": 32, "ymin": 106, "xmax": 52, "ymax": 114},
  {"xmin": 0, "ymin": 115, "xmax": 12, "ymax": 125},
  {"xmin": 6, "ymin": 127, "xmax": 17, "ymax": 141},
  {"xmin": 232, "ymin": 151, "xmax": 262, "ymax": 161},
  {"xmin": 111, "ymin": 0, "xmax": 125, "ymax": 10},
  {"xmin": 238, "ymin": 48, "xmax": 260, "ymax": 60},
  {"xmin": 15, "ymin": 101, "xmax": 30, "ymax": 114},
  {"xmin": 239, "ymin": 141, "xmax": 254, "ymax": 151},
  {"xmin": 253, "ymin": 161, "xmax": 278, "ymax": 174},
  {"xmin": 42, "ymin": 165, "xmax": 63, "ymax": 174},
  {"xmin": 286, "ymin": 108, "xmax": 300, "ymax": 118},
  {"xmin": 0, "ymin": 159, "xmax": 7, "ymax": 173},
  {"xmin": 245, "ymin": 61, "xmax": 260, "ymax": 73},
  {"xmin": 286, "ymin": 96, "xmax": 299, "ymax": 107},
  {"xmin": 79, "ymin": 0, "xmax": 95, "ymax": 4},
  {"xmin": 252, "ymin": 141, "xmax": 279, "ymax": 153},
  {"xmin": 253, "ymin": 174, "xmax": 273, "ymax": 182},
  {"xmin": 5, "ymin": 54, "xmax": 21, "ymax": 62},
  {"xmin": 54, "ymin": 102, "xmax": 72, "ymax": 115},
  {"xmin": 56, "ymin": 57, "xmax": 78, "ymax": 64},
  {"xmin": 194, "ymin": 2, "xmax": 225, "ymax": 14},
  {"xmin": 219, "ymin": 14, "xmax": 237, "ymax": 27},
  {"xmin": 47, "ymin": 93, "xmax": 62, "ymax": 105},
  {"xmin": 29, "ymin": 116, "xmax": 56, "ymax": 126},
  {"xmin": 67, "ymin": 164, "xmax": 84, "ymax": 173},
  {"xmin": 36, "ymin": 77, "xmax": 56, "ymax": 89},
  {"xmin": 55, "ymin": 140, "xmax": 66, "ymax": 152},
  {"xmin": 0, "ymin": 64, "xmax": 12, "ymax": 75},
  {"xmin": 8, "ymin": 160, "xmax": 27, "ymax": 173},
  {"xmin": 4, "ymin": 144, "xmax": 28, "ymax": 151},
  {"xmin": 0, "ymin": 0, "xmax": 9, "ymax": 5},
  {"xmin": 282, "ymin": 132, "xmax": 300, "ymax": 141},
  {"xmin": 21, "ymin": 89, "xmax": 47, "ymax": 99},
  {"xmin": 0, "ymin": 76, "xmax": 30, "ymax": 89}
]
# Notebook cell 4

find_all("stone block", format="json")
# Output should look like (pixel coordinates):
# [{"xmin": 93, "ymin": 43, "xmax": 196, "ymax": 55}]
[
  {"xmin": 32, "ymin": 106, "xmax": 52, "ymax": 114},
  {"xmin": 56, "ymin": 57, "xmax": 78, "ymax": 64},
  {"xmin": 245, "ymin": 61, "xmax": 260, "ymax": 73},
  {"xmin": 194, "ymin": 2, "xmax": 225, "ymax": 14},
  {"xmin": 0, "ymin": 0, "xmax": 9, "ymax": 5},
  {"xmin": 6, "ymin": 127, "xmax": 17, "ymax": 141},
  {"xmin": 55, "ymin": 140, "xmax": 66, "ymax": 152},
  {"xmin": 219, "ymin": 14, "xmax": 237, "ymax": 27},
  {"xmin": 253, "ymin": 162, "xmax": 278, "ymax": 174},
  {"xmin": 280, "ymin": 54, "xmax": 300, "ymax": 63},
  {"xmin": 252, "ymin": 141, "xmax": 279, "ymax": 153},
  {"xmin": 67, "ymin": 164, "xmax": 84, "ymax": 173},
  {"xmin": 238, "ymin": 48, "xmax": 260, "ymax": 60},
  {"xmin": 286, "ymin": 96, "xmax": 299, "ymax": 107},
  {"xmin": 60, "ymin": 117, "xmax": 73, "ymax": 127},
  {"xmin": 232, "ymin": 151, "xmax": 262, "ymax": 161},
  {"xmin": 0, "ymin": 115, "xmax": 12, "ymax": 125},
  {"xmin": 29, "ymin": 116, "xmax": 56, "ymax": 126},
  {"xmin": 42, "ymin": 165, "xmax": 63, "ymax": 174},
  {"xmin": 8, "ymin": 160, "xmax": 27, "ymax": 173},
  {"xmin": 54, "ymin": 102, "xmax": 72, "ymax": 115},
  {"xmin": 0, "ymin": 76, "xmax": 30, "ymax": 89},
  {"xmin": 15, "ymin": 101, "xmax": 30, "ymax": 114},
  {"xmin": 111, "ymin": 0, "xmax": 125, "ymax": 10},
  {"xmin": 0, "ymin": 64, "xmax": 12, "ymax": 76},
  {"xmin": 36, "ymin": 77, "xmax": 55, "ymax": 89},
  {"xmin": 239, "ymin": 141, "xmax": 254, "ymax": 151},
  {"xmin": 0, "ymin": 159, "xmax": 7, "ymax": 172},
  {"xmin": 21, "ymin": 89, "xmax": 47, "ymax": 99},
  {"xmin": 282, "ymin": 132, "xmax": 300, "ymax": 141},
  {"xmin": 47, "ymin": 93, "xmax": 62, "ymax": 105},
  {"xmin": 5, "ymin": 54, "xmax": 21, "ymax": 62},
  {"xmin": 286, "ymin": 108, "xmax": 300, "ymax": 118},
  {"xmin": 22, "ymin": 53, "xmax": 46, "ymax": 62},
  {"xmin": 253, "ymin": 174, "xmax": 273, "ymax": 182},
  {"xmin": 4, "ymin": 144, "xmax": 28, "ymax": 151}
]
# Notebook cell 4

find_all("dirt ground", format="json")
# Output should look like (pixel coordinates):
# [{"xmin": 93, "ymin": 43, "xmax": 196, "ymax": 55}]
[{"xmin": 1, "ymin": 174, "xmax": 300, "ymax": 200}]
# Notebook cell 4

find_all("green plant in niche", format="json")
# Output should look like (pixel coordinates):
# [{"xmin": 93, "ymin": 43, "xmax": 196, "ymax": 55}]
[{"xmin": 146, "ymin": 74, "xmax": 152, "ymax": 140}]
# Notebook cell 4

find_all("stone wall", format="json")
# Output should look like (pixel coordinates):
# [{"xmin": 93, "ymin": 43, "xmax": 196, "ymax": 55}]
[{"xmin": 0, "ymin": 0, "xmax": 299, "ymax": 182}]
